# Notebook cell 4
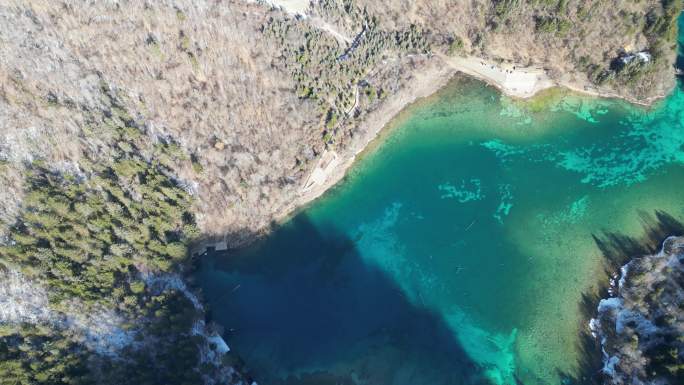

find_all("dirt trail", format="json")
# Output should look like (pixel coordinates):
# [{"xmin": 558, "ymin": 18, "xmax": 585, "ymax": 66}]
[{"xmin": 311, "ymin": 17, "xmax": 352, "ymax": 44}]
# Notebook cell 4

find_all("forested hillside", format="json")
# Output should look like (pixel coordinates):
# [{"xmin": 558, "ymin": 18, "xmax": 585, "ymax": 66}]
[{"xmin": 0, "ymin": 87, "xmax": 246, "ymax": 384}]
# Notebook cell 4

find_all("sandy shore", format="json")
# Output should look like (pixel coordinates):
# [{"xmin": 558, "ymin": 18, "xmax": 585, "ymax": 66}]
[
  {"xmin": 285, "ymin": 55, "xmax": 555, "ymax": 219},
  {"xmin": 288, "ymin": 53, "xmax": 669, "ymax": 219},
  {"xmin": 191, "ymin": 51, "xmax": 667, "ymax": 256},
  {"xmin": 255, "ymin": 0, "xmax": 310, "ymax": 16},
  {"xmin": 277, "ymin": 52, "xmax": 667, "ymax": 229},
  {"xmin": 191, "ymin": 39, "xmax": 664, "ymax": 256},
  {"xmin": 438, "ymin": 54, "xmax": 556, "ymax": 98},
  {"xmin": 225, "ymin": 5, "xmax": 667, "ymax": 243},
  {"xmin": 217, "ymin": 1, "xmax": 673, "ymax": 249},
  {"xmin": 439, "ymin": 54, "xmax": 666, "ymax": 106}
]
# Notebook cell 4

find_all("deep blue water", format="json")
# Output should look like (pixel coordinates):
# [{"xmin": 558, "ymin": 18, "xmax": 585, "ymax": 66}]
[{"xmin": 197, "ymin": 35, "xmax": 684, "ymax": 384}]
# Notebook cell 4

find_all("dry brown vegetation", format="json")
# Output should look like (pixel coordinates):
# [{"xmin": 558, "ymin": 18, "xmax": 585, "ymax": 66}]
[
  {"xmin": 1, "ymin": 0, "xmax": 680, "ymax": 245},
  {"xmin": 358, "ymin": 0, "xmax": 680, "ymax": 99},
  {"xmin": 1, "ymin": 1, "xmax": 322, "ymax": 244}
]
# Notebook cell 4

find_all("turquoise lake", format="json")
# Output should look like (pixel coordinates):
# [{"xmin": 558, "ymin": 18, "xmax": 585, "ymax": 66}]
[{"xmin": 197, "ymin": 45, "xmax": 684, "ymax": 385}]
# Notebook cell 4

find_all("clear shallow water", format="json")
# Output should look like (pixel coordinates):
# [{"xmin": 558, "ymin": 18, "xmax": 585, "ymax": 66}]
[{"xmin": 197, "ymin": 74, "xmax": 684, "ymax": 384}]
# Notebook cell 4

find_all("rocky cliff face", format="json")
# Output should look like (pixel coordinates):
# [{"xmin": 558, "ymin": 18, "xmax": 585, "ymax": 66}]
[{"xmin": 592, "ymin": 236, "xmax": 684, "ymax": 385}]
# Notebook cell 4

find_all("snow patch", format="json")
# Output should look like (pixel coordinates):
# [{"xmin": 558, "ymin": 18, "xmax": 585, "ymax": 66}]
[
  {"xmin": 0, "ymin": 269, "xmax": 51, "ymax": 324},
  {"xmin": 145, "ymin": 273, "xmax": 236, "ymax": 385},
  {"xmin": 618, "ymin": 263, "xmax": 630, "ymax": 290},
  {"xmin": 64, "ymin": 302, "xmax": 137, "ymax": 357},
  {"xmin": 592, "ymin": 236, "xmax": 684, "ymax": 384},
  {"xmin": 0, "ymin": 269, "xmax": 136, "ymax": 357},
  {"xmin": 144, "ymin": 273, "xmax": 202, "ymax": 310},
  {"xmin": 602, "ymin": 355, "xmax": 620, "ymax": 377},
  {"xmin": 251, "ymin": 0, "xmax": 312, "ymax": 17},
  {"xmin": 598, "ymin": 297, "xmax": 623, "ymax": 314}
]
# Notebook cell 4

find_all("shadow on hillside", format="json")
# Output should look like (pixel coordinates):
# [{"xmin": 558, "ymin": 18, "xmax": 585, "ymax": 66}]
[
  {"xmin": 193, "ymin": 213, "xmax": 492, "ymax": 385},
  {"xmin": 558, "ymin": 210, "xmax": 684, "ymax": 385}
]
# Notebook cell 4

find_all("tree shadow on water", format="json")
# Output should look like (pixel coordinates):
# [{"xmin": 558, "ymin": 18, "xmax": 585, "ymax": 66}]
[
  {"xmin": 195, "ymin": 214, "xmax": 494, "ymax": 385},
  {"xmin": 592, "ymin": 210, "xmax": 684, "ymax": 272},
  {"xmin": 559, "ymin": 210, "xmax": 684, "ymax": 385}
]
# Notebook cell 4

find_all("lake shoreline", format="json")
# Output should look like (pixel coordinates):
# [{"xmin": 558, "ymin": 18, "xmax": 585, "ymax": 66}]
[
  {"xmin": 193, "ymin": 61, "xmax": 684, "ymax": 384},
  {"xmin": 191, "ymin": 53, "xmax": 670, "ymax": 255},
  {"xmin": 269, "ymin": 55, "xmax": 669, "ymax": 234}
]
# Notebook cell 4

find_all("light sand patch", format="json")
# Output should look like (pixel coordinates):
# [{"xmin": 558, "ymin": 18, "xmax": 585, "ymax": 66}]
[
  {"xmin": 302, "ymin": 150, "xmax": 340, "ymax": 192},
  {"xmin": 439, "ymin": 55, "xmax": 555, "ymax": 99},
  {"xmin": 254, "ymin": 0, "xmax": 312, "ymax": 16}
]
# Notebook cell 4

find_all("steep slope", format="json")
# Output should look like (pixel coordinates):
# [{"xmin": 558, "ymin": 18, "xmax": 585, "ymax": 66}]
[{"xmin": 592, "ymin": 236, "xmax": 684, "ymax": 384}]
